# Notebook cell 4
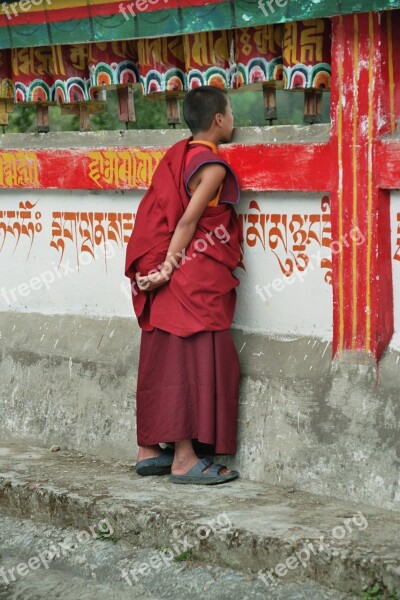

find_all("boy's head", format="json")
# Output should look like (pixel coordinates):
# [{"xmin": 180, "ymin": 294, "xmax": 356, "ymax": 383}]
[{"xmin": 183, "ymin": 85, "xmax": 233, "ymax": 142}]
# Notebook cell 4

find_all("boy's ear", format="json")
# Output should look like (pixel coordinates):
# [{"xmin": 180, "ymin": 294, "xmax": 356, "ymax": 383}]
[{"xmin": 215, "ymin": 113, "xmax": 223, "ymax": 127}]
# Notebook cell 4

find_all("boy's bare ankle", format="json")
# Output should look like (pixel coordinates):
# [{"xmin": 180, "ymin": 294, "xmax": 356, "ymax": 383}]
[
  {"xmin": 136, "ymin": 444, "xmax": 162, "ymax": 462},
  {"xmin": 171, "ymin": 454, "xmax": 199, "ymax": 475},
  {"xmin": 173, "ymin": 452, "xmax": 197, "ymax": 465}
]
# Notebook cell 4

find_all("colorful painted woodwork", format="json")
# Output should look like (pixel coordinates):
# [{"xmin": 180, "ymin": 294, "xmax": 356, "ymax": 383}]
[
  {"xmin": 0, "ymin": 3, "xmax": 399, "ymax": 359},
  {"xmin": 89, "ymin": 41, "xmax": 139, "ymax": 90},
  {"xmin": 282, "ymin": 19, "xmax": 332, "ymax": 91},
  {"xmin": 0, "ymin": 49, "xmax": 13, "ymax": 99},
  {"xmin": 11, "ymin": 46, "xmax": 54, "ymax": 104},
  {"xmin": 53, "ymin": 45, "xmax": 91, "ymax": 103},
  {"xmin": 137, "ymin": 35, "xmax": 186, "ymax": 125},
  {"xmin": 0, "ymin": 1, "xmax": 398, "ymax": 50},
  {"xmin": 183, "ymin": 31, "xmax": 233, "ymax": 90},
  {"xmin": 0, "ymin": 49, "xmax": 14, "ymax": 125},
  {"xmin": 89, "ymin": 41, "xmax": 140, "ymax": 123},
  {"xmin": 138, "ymin": 36, "xmax": 185, "ymax": 95},
  {"xmin": 232, "ymin": 25, "xmax": 282, "ymax": 122},
  {"xmin": 0, "ymin": 19, "xmax": 332, "ymax": 112},
  {"xmin": 11, "ymin": 45, "xmax": 90, "ymax": 104},
  {"xmin": 232, "ymin": 26, "xmax": 283, "ymax": 89}
]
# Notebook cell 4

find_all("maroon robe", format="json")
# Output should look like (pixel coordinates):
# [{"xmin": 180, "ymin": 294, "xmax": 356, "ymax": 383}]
[{"xmin": 125, "ymin": 137, "xmax": 242, "ymax": 454}]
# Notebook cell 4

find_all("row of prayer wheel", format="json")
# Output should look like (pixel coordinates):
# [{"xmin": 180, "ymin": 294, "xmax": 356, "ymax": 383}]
[{"xmin": 0, "ymin": 20, "xmax": 331, "ymax": 131}]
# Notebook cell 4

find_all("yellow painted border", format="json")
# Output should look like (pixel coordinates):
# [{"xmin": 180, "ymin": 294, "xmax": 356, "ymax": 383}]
[
  {"xmin": 352, "ymin": 14, "xmax": 359, "ymax": 348},
  {"xmin": 337, "ymin": 15, "xmax": 344, "ymax": 353},
  {"xmin": 366, "ymin": 12, "xmax": 374, "ymax": 353}
]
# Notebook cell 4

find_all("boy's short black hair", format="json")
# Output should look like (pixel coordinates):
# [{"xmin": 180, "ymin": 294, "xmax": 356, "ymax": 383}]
[{"xmin": 183, "ymin": 85, "xmax": 228, "ymax": 134}]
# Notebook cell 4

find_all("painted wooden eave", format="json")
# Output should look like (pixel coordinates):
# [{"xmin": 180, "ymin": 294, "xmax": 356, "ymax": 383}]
[{"xmin": 1, "ymin": 0, "xmax": 400, "ymax": 50}]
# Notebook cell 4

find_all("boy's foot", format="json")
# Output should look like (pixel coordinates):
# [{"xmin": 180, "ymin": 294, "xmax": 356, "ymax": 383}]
[
  {"xmin": 171, "ymin": 454, "xmax": 232, "ymax": 477},
  {"xmin": 136, "ymin": 444, "xmax": 170, "ymax": 463},
  {"xmin": 134, "ymin": 447, "xmax": 174, "ymax": 476},
  {"xmin": 170, "ymin": 457, "xmax": 239, "ymax": 485}
]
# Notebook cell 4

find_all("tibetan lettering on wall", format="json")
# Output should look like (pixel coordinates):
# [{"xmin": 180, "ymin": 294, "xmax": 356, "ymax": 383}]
[
  {"xmin": 239, "ymin": 196, "xmax": 333, "ymax": 284},
  {"xmin": 0, "ymin": 190, "xmax": 141, "ymax": 317},
  {"xmin": 0, "ymin": 148, "xmax": 165, "ymax": 190},
  {"xmin": 0, "ymin": 18, "xmax": 332, "ymax": 109},
  {"xmin": 88, "ymin": 149, "xmax": 165, "ymax": 188},
  {"xmin": 395, "ymin": 212, "xmax": 400, "ymax": 262},
  {"xmin": 0, "ymin": 143, "xmax": 331, "ymax": 192},
  {"xmin": 234, "ymin": 193, "xmax": 334, "ymax": 338},
  {"xmin": 50, "ymin": 210, "xmax": 135, "ymax": 269},
  {"xmin": 0, "ymin": 152, "xmax": 39, "ymax": 187},
  {"xmin": 0, "ymin": 197, "xmax": 135, "ymax": 270},
  {"xmin": 0, "ymin": 200, "xmax": 41, "ymax": 258},
  {"xmin": 232, "ymin": 26, "xmax": 283, "ymax": 89},
  {"xmin": 1, "ymin": 189, "xmax": 398, "ymax": 344},
  {"xmin": 0, "ymin": 190, "xmax": 336, "ymax": 337},
  {"xmin": 183, "ymin": 31, "xmax": 233, "ymax": 90},
  {"xmin": 283, "ymin": 19, "xmax": 332, "ymax": 90},
  {"xmin": 138, "ymin": 36, "xmax": 186, "ymax": 95}
]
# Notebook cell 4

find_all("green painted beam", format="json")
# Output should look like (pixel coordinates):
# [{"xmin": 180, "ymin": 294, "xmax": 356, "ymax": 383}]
[{"xmin": 1, "ymin": 0, "xmax": 400, "ymax": 49}]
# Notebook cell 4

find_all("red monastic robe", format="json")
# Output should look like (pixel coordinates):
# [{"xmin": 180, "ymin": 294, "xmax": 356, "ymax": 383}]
[
  {"xmin": 124, "ymin": 137, "xmax": 242, "ymax": 454},
  {"xmin": 124, "ymin": 137, "xmax": 242, "ymax": 336}
]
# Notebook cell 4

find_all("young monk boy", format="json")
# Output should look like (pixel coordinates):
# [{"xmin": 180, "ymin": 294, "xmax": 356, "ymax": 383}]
[{"xmin": 125, "ymin": 85, "xmax": 242, "ymax": 485}]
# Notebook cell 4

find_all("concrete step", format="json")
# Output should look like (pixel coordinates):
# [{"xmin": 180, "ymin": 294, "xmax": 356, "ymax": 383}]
[
  {"xmin": 0, "ymin": 513, "xmax": 356, "ymax": 600},
  {"xmin": 0, "ymin": 443, "xmax": 399, "ymax": 598}
]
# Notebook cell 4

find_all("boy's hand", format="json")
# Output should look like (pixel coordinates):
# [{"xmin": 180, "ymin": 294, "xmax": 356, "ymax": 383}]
[
  {"xmin": 135, "ymin": 163, "xmax": 227, "ymax": 294},
  {"xmin": 135, "ymin": 269, "xmax": 170, "ymax": 292}
]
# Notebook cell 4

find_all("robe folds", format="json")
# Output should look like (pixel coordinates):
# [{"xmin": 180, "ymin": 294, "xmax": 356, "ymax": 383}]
[
  {"xmin": 125, "ymin": 137, "xmax": 242, "ymax": 454},
  {"xmin": 136, "ymin": 327, "xmax": 240, "ymax": 454},
  {"xmin": 124, "ymin": 137, "xmax": 243, "ymax": 337}
]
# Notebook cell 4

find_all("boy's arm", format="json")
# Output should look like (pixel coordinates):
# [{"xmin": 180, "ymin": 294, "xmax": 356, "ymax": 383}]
[{"xmin": 136, "ymin": 162, "xmax": 226, "ymax": 292}]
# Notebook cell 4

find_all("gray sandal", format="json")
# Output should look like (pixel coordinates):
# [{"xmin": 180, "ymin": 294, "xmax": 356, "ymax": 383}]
[
  {"xmin": 170, "ymin": 457, "xmax": 239, "ymax": 485},
  {"xmin": 134, "ymin": 448, "xmax": 174, "ymax": 476}
]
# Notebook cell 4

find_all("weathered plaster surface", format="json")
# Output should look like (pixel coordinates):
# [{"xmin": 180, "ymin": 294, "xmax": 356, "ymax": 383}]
[{"xmin": 0, "ymin": 312, "xmax": 399, "ymax": 511}]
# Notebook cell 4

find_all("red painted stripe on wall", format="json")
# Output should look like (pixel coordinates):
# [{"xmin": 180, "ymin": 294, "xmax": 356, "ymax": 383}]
[{"xmin": 0, "ymin": 143, "xmax": 332, "ymax": 192}]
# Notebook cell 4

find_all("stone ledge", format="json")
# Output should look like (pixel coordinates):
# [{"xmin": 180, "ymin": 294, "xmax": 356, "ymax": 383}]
[
  {"xmin": 0, "ymin": 125, "xmax": 330, "ymax": 149},
  {"xmin": 0, "ymin": 443, "xmax": 399, "ymax": 597}
]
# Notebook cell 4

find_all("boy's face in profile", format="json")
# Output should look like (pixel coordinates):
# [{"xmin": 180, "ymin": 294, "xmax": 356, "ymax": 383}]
[{"xmin": 218, "ymin": 99, "xmax": 234, "ymax": 143}]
